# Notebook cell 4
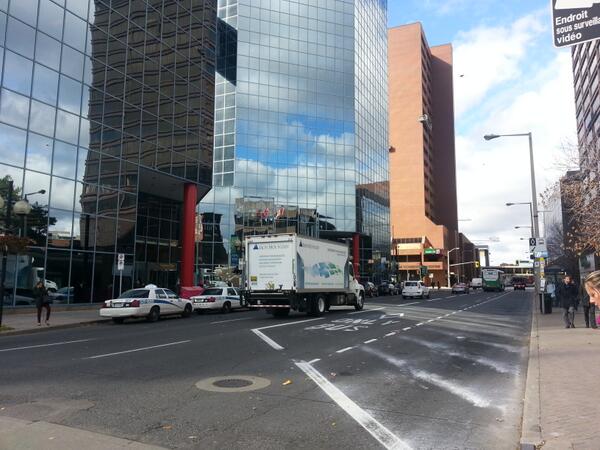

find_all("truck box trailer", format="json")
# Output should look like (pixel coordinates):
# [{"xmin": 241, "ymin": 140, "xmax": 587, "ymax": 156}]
[{"xmin": 243, "ymin": 234, "xmax": 365, "ymax": 317}]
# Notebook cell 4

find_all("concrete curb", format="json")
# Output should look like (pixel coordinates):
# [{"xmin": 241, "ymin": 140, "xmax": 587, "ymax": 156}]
[
  {"xmin": 519, "ymin": 295, "xmax": 544, "ymax": 450},
  {"xmin": 0, "ymin": 319, "xmax": 111, "ymax": 337}
]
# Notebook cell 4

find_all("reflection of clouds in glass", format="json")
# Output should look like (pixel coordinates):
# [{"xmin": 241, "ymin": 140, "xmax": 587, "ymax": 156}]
[
  {"xmin": 0, "ymin": 122, "xmax": 26, "ymax": 166},
  {"xmin": 58, "ymin": 75, "xmax": 83, "ymax": 114},
  {"xmin": 49, "ymin": 209, "xmax": 73, "ymax": 237},
  {"xmin": 29, "ymin": 99, "xmax": 56, "ymax": 136},
  {"xmin": 3, "ymin": 50, "xmax": 33, "ymax": 95},
  {"xmin": 9, "ymin": 0, "xmax": 38, "ymax": 26},
  {"xmin": 50, "ymin": 176, "xmax": 75, "ymax": 210},
  {"xmin": 0, "ymin": 88, "xmax": 29, "ymax": 128},
  {"xmin": 5, "ymin": 17, "xmax": 35, "ymax": 57},
  {"xmin": 52, "ymin": 142, "xmax": 77, "ymax": 179},
  {"xmin": 26, "ymin": 133, "xmax": 53, "ymax": 172},
  {"xmin": 32, "ymin": 63, "xmax": 59, "ymax": 105},
  {"xmin": 55, "ymin": 110, "xmax": 79, "ymax": 144},
  {"xmin": 38, "ymin": 0, "xmax": 64, "ymax": 40},
  {"xmin": 35, "ymin": 33, "xmax": 61, "ymax": 71}
]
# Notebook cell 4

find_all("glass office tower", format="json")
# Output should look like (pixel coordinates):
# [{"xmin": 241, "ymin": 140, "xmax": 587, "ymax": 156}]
[
  {"xmin": 0, "ymin": 0, "xmax": 216, "ymax": 305},
  {"xmin": 200, "ymin": 0, "xmax": 390, "ymax": 281}
]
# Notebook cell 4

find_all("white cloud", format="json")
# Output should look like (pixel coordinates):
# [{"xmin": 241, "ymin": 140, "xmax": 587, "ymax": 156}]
[
  {"xmin": 453, "ymin": 13, "xmax": 545, "ymax": 118},
  {"xmin": 454, "ymin": 18, "xmax": 576, "ymax": 265}
]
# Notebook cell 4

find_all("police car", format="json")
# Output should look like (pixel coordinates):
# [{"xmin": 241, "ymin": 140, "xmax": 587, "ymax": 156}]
[
  {"xmin": 190, "ymin": 287, "xmax": 244, "ymax": 313},
  {"xmin": 100, "ymin": 284, "xmax": 193, "ymax": 324}
]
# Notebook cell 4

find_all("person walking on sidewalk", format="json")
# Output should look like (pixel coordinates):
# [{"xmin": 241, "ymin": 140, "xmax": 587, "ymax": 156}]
[
  {"xmin": 580, "ymin": 280, "xmax": 597, "ymax": 328},
  {"xmin": 32, "ymin": 281, "xmax": 51, "ymax": 326},
  {"xmin": 556, "ymin": 275, "xmax": 578, "ymax": 328},
  {"xmin": 584, "ymin": 271, "xmax": 600, "ymax": 328}
]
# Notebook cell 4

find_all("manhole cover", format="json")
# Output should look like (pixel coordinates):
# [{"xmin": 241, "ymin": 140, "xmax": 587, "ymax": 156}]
[
  {"xmin": 213, "ymin": 378, "xmax": 253, "ymax": 388},
  {"xmin": 196, "ymin": 376, "xmax": 271, "ymax": 393}
]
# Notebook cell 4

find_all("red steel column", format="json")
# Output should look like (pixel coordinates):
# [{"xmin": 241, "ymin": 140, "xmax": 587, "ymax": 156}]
[
  {"xmin": 352, "ymin": 233, "xmax": 360, "ymax": 282},
  {"xmin": 181, "ymin": 183, "xmax": 197, "ymax": 287}
]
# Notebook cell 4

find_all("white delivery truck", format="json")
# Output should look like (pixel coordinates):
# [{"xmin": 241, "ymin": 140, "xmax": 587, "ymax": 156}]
[{"xmin": 243, "ymin": 234, "xmax": 365, "ymax": 317}]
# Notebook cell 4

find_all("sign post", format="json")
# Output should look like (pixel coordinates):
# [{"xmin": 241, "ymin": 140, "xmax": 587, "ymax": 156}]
[
  {"xmin": 117, "ymin": 253, "xmax": 124, "ymax": 296},
  {"xmin": 552, "ymin": 0, "xmax": 600, "ymax": 48}
]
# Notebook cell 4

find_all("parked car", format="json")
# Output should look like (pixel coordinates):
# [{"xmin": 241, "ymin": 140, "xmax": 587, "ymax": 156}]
[
  {"xmin": 378, "ymin": 281, "xmax": 392, "ymax": 296},
  {"xmin": 49, "ymin": 286, "xmax": 74, "ymax": 303},
  {"xmin": 100, "ymin": 284, "xmax": 193, "ymax": 324},
  {"xmin": 402, "ymin": 281, "xmax": 430, "ymax": 299},
  {"xmin": 513, "ymin": 279, "xmax": 527, "ymax": 290},
  {"xmin": 364, "ymin": 282, "xmax": 378, "ymax": 298},
  {"xmin": 190, "ymin": 287, "xmax": 244, "ymax": 313},
  {"xmin": 389, "ymin": 283, "xmax": 399, "ymax": 295},
  {"xmin": 452, "ymin": 283, "xmax": 470, "ymax": 294}
]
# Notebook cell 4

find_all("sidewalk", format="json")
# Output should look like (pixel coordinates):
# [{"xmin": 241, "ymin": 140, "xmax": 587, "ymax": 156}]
[
  {"xmin": 0, "ymin": 416, "xmax": 166, "ymax": 450},
  {"xmin": 521, "ymin": 301, "xmax": 600, "ymax": 449},
  {"xmin": 0, "ymin": 307, "xmax": 108, "ymax": 336}
]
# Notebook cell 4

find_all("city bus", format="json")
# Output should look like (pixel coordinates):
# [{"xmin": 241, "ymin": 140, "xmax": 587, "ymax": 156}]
[{"xmin": 482, "ymin": 269, "xmax": 505, "ymax": 292}]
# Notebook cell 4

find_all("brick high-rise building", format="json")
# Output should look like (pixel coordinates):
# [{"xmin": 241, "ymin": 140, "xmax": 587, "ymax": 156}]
[{"xmin": 388, "ymin": 23, "xmax": 459, "ymax": 286}]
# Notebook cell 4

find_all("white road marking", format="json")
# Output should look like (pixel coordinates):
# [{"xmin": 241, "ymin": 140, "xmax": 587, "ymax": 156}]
[
  {"xmin": 251, "ymin": 329, "xmax": 284, "ymax": 351},
  {"xmin": 295, "ymin": 361, "xmax": 411, "ymax": 450},
  {"xmin": 336, "ymin": 346, "xmax": 355, "ymax": 353},
  {"xmin": 210, "ymin": 317, "xmax": 255, "ymax": 324},
  {"xmin": 426, "ymin": 319, "xmax": 435, "ymax": 323},
  {"xmin": 402, "ymin": 327, "xmax": 412, "ymax": 331},
  {"xmin": 415, "ymin": 322, "xmax": 424, "ymax": 327},
  {"xmin": 385, "ymin": 332, "xmax": 396, "ymax": 337},
  {"xmin": 308, "ymin": 358, "xmax": 321, "ymax": 364},
  {"xmin": 349, "ymin": 307, "xmax": 385, "ymax": 315},
  {"xmin": 0, "ymin": 339, "xmax": 93, "ymax": 353},
  {"xmin": 251, "ymin": 317, "xmax": 324, "ymax": 351},
  {"xmin": 364, "ymin": 347, "xmax": 494, "ymax": 409},
  {"xmin": 84, "ymin": 340, "xmax": 191, "ymax": 359},
  {"xmin": 364, "ymin": 338, "xmax": 378, "ymax": 344}
]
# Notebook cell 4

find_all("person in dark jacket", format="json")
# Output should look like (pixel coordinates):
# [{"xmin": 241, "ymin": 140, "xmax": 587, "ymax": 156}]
[
  {"xmin": 556, "ymin": 275, "xmax": 578, "ymax": 328},
  {"xmin": 32, "ymin": 281, "xmax": 51, "ymax": 326},
  {"xmin": 580, "ymin": 281, "xmax": 597, "ymax": 328}
]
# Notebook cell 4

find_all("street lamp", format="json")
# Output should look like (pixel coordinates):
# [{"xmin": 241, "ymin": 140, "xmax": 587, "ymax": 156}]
[
  {"xmin": 506, "ymin": 202, "xmax": 534, "ymax": 232},
  {"xmin": 447, "ymin": 247, "xmax": 460, "ymax": 288},
  {"xmin": 485, "ymin": 132, "xmax": 543, "ymax": 311}
]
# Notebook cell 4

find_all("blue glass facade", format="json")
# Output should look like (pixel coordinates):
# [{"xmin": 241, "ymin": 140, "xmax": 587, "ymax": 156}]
[
  {"xmin": 0, "ymin": 0, "xmax": 216, "ymax": 305},
  {"xmin": 200, "ymin": 0, "xmax": 390, "ymax": 280}
]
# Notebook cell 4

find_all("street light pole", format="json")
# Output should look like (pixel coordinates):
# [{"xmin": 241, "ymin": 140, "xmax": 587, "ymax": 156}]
[
  {"xmin": 485, "ymin": 132, "xmax": 543, "ymax": 311},
  {"xmin": 447, "ymin": 247, "xmax": 459, "ymax": 288}
]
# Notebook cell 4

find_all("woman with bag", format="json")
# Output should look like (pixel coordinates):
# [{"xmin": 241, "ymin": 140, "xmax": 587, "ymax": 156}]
[
  {"xmin": 584, "ymin": 271, "xmax": 600, "ymax": 329},
  {"xmin": 33, "ymin": 281, "xmax": 51, "ymax": 326}
]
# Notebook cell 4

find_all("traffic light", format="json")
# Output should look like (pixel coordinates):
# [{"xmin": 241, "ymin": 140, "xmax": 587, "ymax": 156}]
[{"xmin": 475, "ymin": 261, "xmax": 480, "ymax": 268}]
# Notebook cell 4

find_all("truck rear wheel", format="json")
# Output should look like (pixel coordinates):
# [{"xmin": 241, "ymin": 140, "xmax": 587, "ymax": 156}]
[
  {"xmin": 271, "ymin": 308, "xmax": 290, "ymax": 318},
  {"xmin": 308, "ymin": 296, "xmax": 326, "ymax": 316},
  {"xmin": 354, "ymin": 293, "xmax": 364, "ymax": 311}
]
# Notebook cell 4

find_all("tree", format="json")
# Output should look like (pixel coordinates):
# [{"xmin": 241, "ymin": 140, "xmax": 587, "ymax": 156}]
[{"xmin": 542, "ymin": 141, "xmax": 600, "ymax": 258}]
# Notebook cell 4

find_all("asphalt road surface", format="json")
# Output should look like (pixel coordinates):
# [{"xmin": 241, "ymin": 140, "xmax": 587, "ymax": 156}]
[{"xmin": 0, "ymin": 288, "xmax": 532, "ymax": 449}]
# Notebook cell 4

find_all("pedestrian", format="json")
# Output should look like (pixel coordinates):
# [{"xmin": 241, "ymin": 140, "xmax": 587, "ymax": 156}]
[
  {"xmin": 579, "ymin": 280, "xmax": 597, "ymax": 329},
  {"xmin": 437, "ymin": 281, "xmax": 441, "ymax": 290},
  {"xmin": 33, "ymin": 281, "xmax": 51, "ymax": 326},
  {"xmin": 584, "ymin": 271, "xmax": 600, "ymax": 329},
  {"xmin": 556, "ymin": 275, "xmax": 579, "ymax": 329}
]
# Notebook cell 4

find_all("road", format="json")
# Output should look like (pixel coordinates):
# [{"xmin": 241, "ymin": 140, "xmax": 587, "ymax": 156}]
[{"xmin": 0, "ymin": 289, "xmax": 532, "ymax": 449}]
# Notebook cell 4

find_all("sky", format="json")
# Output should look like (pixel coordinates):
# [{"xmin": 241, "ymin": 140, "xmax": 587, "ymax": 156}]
[{"xmin": 388, "ymin": 0, "xmax": 578, "ymax": 265}]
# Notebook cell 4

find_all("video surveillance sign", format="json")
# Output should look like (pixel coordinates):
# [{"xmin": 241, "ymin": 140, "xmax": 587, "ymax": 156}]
[{"xmin": 553, "ymin": 0, "xmax": 600, "ymax": 47}]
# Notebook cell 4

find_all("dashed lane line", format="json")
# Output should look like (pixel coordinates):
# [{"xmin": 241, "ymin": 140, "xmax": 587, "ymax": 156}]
[
  {"xmin": 0, "ymin": 339, "xmax": 93, "ymax": 353},
  {"xmin": 336, "ymin": 346, "xmax": 355, "ymax": 353},
  {"xmin": 84, "ymin": 340, "xmax": 191, "ymax": 359}
]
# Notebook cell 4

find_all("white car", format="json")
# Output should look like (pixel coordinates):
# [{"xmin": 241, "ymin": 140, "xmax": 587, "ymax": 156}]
[
  {"xmin": 191, "ymin": 287, "xmax": 243, "ymax": 313},
  {"xmin": 100, "ymin": 284, "xmax": 193, "ymax": 324},
  {"xmin": 402, "ymin": 281, "xmax": 430, "ymax": 299}
]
